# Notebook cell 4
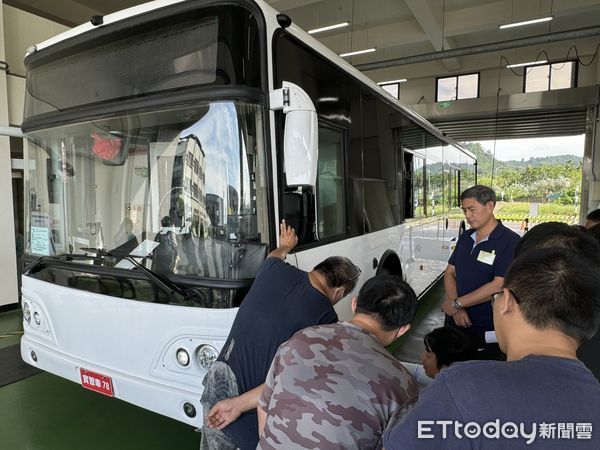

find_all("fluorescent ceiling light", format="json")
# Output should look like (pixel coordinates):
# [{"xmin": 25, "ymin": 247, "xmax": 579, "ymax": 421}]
[
  {"xmin": 499, "ymin": 16, "xmax": 553, "ymax": 29},
  {"xmin": 308, "ymin": 22, "xmax": 349, "ymax": 34},
  {"xmin": 377, "ymin": 79, "xmax": 407, "ymax": 85},
  {"xmin": 506, "ymin": 59, "xmax": 548, "ymax": 68},
  {"xmin": 340, "ymin": 48, "xmax": 376, "ymax": 58}
]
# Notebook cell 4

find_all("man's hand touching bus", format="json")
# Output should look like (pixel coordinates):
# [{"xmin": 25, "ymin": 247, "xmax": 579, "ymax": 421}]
[{"xmin": 267, "ymin": 219, "xmax": 298, "ymax": 260}]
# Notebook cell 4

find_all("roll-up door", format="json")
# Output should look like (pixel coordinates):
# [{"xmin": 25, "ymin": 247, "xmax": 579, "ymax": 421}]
[{"xmin": 430, "ymin": 108, "xmax": 587, "ymax": 141}]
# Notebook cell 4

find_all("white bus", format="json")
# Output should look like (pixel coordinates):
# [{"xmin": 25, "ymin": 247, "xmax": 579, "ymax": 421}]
[{"xmin": 20, "ymin": 0, "xmax": 476, "ymax": 426}]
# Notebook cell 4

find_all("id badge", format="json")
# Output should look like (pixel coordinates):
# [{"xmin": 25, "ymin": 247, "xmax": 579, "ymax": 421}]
[{"xmin": 477, "ymin": 250, "xmax": 496, "ymax": 265}]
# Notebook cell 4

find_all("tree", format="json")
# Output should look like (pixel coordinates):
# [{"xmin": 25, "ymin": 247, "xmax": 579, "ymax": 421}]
[{"xmin": 459, "ymin": 142, "xmax": 582, "ymax": 204}]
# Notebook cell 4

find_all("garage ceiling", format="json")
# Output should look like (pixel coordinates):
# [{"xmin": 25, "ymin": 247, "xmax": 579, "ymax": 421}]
[{"xmin": 7, "ymin": 0, "xmax": 600, "ymax": 84}]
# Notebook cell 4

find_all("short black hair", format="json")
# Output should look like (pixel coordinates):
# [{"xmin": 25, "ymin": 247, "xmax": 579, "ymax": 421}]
[
  {"xmin": 586, "ymin": 208, "xmax": 600, "ymax": 222},
  {"xmin": 505, "ymin": 248, "xmax": 600, "ymax": 343},
  {"xmin": 355, "ymin": 275, "xmax": 417, "ymax": 331},
  {"xmin": 515, "ymin": 221, "xmax": 600, "ymax": 265},
  {"xmin": 424, "ymin": 326, "xmax": 477, "ymax": 369},
  {"xmin": 460, "ymin": 185, "xmax": 496, "ymax": 206},
  {"xmin": 161, "ymin": 216, "xmax": 172, "ymax": 227},
  {"xmin": 313, "ymin": 256, "xmax": 360, "ymax": 293}
]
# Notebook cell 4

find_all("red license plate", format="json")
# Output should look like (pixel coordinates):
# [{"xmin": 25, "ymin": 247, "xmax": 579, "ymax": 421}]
[{"xmin": 80, "ymin": 368, "xmax": 114, "ymax": 397}]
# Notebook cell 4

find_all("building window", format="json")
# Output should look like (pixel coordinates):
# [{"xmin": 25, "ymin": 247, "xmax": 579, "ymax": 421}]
[
  {"xmin": 380, "ymin": 83, "xmax": 399, "ymax": 99},
  {"xmin": 524, "ymin": 61, "xmax": 576, "ymax": 93},
  {"xmin": 436, "ymin": 73, "xmax": 479, "ymax": 102}
]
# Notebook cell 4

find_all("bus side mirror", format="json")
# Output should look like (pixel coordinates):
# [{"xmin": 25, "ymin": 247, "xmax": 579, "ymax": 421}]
[{"xmin": 270, "ymin": 82, "xmax": 318, "ymax": 187}]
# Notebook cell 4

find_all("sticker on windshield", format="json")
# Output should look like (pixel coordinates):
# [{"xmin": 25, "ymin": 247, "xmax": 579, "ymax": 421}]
[
  {"xmin": 31, "ymin": 226, "xmax": 50, "ymax": 255},
  {"xmin": 31, "ymin": 212, "xmax": 51, "ymax": 255}
]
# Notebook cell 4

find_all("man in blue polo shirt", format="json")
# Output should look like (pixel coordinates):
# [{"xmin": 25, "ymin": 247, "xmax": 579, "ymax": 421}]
[
  {"xmin": 442, "ymin": 185, "xmax": 520, "ymax": 360},
  {"xmin": 200, "ymin": 220, "xmax": 360, "ymax": 449}
]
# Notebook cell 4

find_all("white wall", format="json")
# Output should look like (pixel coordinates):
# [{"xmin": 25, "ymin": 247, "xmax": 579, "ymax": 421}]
[
  {"xmin": 0, "ymin": 3, "xmax": 17, "ymax": 306},
  {"xmin": 4, "ymin": 5, "xmax": 68, "ymax": 77},
  {"xmin": 385, "ymin": 37, "xmax": 600, "ymax": 107},
  {"xmin": 7, "ymin": 75, "xmax": 23, "ymax": 125},
  {"xmin": 4, "ymin": 5, "xmax": 68, "ymax": 126}
]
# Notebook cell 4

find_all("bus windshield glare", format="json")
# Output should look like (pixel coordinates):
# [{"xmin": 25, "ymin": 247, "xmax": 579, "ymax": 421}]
[{"xmin": 25, "ymin": 101, "xmax": 270, "ymax": 281}]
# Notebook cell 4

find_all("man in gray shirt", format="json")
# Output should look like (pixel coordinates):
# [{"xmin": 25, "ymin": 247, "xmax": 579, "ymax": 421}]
[{"xmin": 384, "ymin": 247, "xmax": 600, "ymax": 449}]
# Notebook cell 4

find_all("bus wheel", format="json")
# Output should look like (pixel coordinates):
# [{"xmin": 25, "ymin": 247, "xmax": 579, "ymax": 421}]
[{"xmin": 376, "ymin": 250, "xmax": 403, "ymax": 278}]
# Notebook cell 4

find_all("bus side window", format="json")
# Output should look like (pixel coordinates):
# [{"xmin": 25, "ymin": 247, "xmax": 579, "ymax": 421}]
[
  {"xmin": 316, "ymin": 125, "xmax": 346, "ymax": 240},
  {"xmin": 403, "ymin": 151, "xmax": 425, "ymax": 219}
]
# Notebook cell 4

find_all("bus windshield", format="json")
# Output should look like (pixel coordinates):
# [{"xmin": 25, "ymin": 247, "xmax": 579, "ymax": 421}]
[
  {"xmin": 23, "ymin": 4, "xmax": 262, "ymax": 120},
  {"xmin": 24, "ymin": 100, "xmax": 270, "ymax": 280}
]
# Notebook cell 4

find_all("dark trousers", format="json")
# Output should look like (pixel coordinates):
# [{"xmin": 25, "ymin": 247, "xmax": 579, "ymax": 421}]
[{"xmin": 444, "ymin": 315, "xmax": 506, "ymax": 361}]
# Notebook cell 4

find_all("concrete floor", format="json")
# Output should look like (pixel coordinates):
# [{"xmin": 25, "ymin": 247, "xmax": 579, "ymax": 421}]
[{"xmin": 393, "ymin": 282, "xmax": 446, "ymax": 364}]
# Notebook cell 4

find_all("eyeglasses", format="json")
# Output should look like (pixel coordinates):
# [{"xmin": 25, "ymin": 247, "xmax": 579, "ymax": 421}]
[
  {"xmin": 490, "ymin": 289, "xmax": 521, "ymax": 305},
  {"xmin": 348, "ymin": 265, "xmax": 362, "ymax": 283}
]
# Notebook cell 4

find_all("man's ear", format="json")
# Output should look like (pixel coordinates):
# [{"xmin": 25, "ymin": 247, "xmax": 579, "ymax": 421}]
[
  {"xmin": 397, "ymin": 323, "xmax": 411, "ymax": 338},
  {"xmin": 499, "ymin": 287, "xmax": 516, "ymax": 314},
  {"xmin": 334, "ymin": 287, "xmax": 346, "ymax": 304},
  {"xmin": 351, "ymin": 296, "xmax": 358, "ymax": 314}
]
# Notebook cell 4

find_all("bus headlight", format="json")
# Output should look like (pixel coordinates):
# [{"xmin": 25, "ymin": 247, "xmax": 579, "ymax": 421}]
[
  {"xmin": 34, "ymin": 312, "xmax": 41, "ymax": 326},
  {"xmin": 194, "ymin": 344, "xmax": 218, "ymax": 371},
  {"xmin": 23, "ymin": 302, "xmax": 31, "ymax": 323},
  {"xmin": 176, "ymin": 348, "xmax": 190, "ymax": 367}
]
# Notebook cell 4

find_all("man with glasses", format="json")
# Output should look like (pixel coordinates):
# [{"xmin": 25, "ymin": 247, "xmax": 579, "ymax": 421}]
[
  {"xmin": 257, "ymin": 275, "xmax": 419, "ymax": 449},
  {"xmin": 200, "ymin": 220, "xmax": 360, "ymax": 450},
  {"xmin": 442, "ymin": 185, "xmax": 520, "ymax": 360},
  {"xmin": 384, "ymin": 248, "xmax": 600, "ymax": 448}
]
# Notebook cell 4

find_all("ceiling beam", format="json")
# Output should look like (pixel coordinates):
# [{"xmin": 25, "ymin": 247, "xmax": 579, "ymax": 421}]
[
  {"xmin": 404, "ymin": 0, "xmax": 460, "ymax": 71},
  {"xmin": 355, "ymin": 25, "xmax": 600, "ymax": 71}
]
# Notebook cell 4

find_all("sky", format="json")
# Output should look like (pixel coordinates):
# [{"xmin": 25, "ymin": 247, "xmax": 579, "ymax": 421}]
[{"xmin": 477, "ymin": 134, "xmax": 585, "ymax": 161}]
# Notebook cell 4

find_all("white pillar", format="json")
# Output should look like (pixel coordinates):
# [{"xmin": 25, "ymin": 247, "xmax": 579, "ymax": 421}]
[{"xmin": 0, "ymin": 1, "xmax": 19, "ymax": 306}]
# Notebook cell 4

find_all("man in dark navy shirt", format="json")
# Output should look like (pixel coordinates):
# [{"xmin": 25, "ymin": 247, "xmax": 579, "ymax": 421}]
[
  {"xmin": 442, "ymin": 185, "xmax": 520, "ymax": 359},
  {"xmin": 199, "ymin": 220, "xmax": 360, "ymax": 450},
  {"xmin": 384, "ymin": 248, "xmax": 600, "ymax": 449}
]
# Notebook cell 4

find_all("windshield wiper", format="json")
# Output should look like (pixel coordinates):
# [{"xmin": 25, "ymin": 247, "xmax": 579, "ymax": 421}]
[
  {"xmin": 24, "ymin": 253, "xmax": 104, "ymax": 273},
  {"xmin": 80, "ymin": 247, "xmax": 201, "ymax": 303},
  {"xmin": 78, "ymin": 247, "xmax": 184, "ymax": 298},
  {"xmin": 25, "ymin": 247, "xmax": 205, "ymax": 305},
  {"xmin": 119, "ymin": 255, "xmax": 187, "ymax": 300}
]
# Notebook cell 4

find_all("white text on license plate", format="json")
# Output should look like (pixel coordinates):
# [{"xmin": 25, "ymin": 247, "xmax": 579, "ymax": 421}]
[{"xmin": 80, "ymin": 368, "xmax": 114, "ymax": 397}]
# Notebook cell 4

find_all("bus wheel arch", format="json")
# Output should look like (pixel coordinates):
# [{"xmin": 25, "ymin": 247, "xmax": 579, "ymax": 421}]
[{"xmin": 375, "ymin": 250, "xmax": 403, "ymax": 278}]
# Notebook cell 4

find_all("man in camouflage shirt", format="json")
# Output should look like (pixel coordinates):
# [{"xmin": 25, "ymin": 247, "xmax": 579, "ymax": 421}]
[{"xmin": 257, "ymin": 275, "xmax": 419, "ymax": 449}]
